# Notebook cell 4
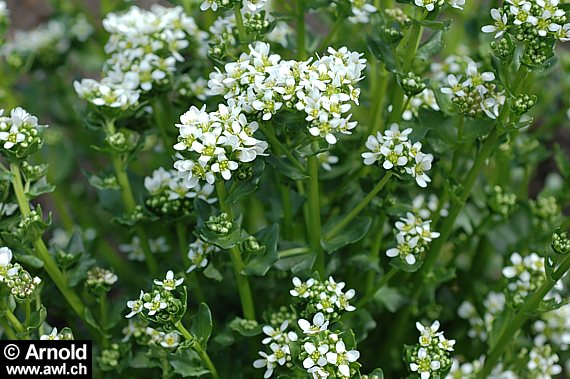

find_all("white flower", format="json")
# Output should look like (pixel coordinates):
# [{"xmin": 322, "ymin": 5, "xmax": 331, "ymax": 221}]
[
  {"xmin": 417, "ymin": 320, "xmax": 442, "ymax": 346},
  {"xmin": 407, "ymin": 152, "xmax": 433, "ymax": 188},
  {"xmin": 0, "ymin": 246, "xmax": 13, "ymax": 267},
  {"xmin": 482, "ymin": 9, "xmax": 508, "ymax": 38},
  {"xmin": 126, "ymin": 290, "xmax": 145, "ymax": 318},
  {"xmin": 144, "ymin": 294, "xmax": 167, "ymax": 316},
  {"xmin": 410, "ymin": 348, "xmax": 441, "ymax": 379},
  {"xmin": 298, "ymin": 312, "xmax": 329, "ymax": 335},
  {"xmin": 511, "ymin": 3, "xmax": 537, "ymax": 26},
  {"xmin": 262, "ymin": 321, "xmax": 289, "ymax": 344},
  {"xmin": 387, "ymin": 234, "xmax": 419, "ymax": 265},
  {"xmin": 154, "ymin": 270, "xmax": 184, "ymax": 291},
  {"xmin": 290, "ymin": 277, "xmax": 315, "ymax": 298},
  {"xmin": 303, "ymin": 342, "xmax": 329, "ymax": 369},
  {"xmin": 325, "ymin": 340, "xmax": 360, "ymax": 377},
  {"xmin": 253, "ymin": 351, "xmax": 277, "ymax": 378},
  {"xmin": 440, "ymin": 74, "xmax": 466, "ymax": 97},
  {"xmin": 160, "ymin": 332, "xmax": 180, "ymax": 348},
  {"xmin": 40, "ymin": 327, "xmax": 60, "ymax": 340}
]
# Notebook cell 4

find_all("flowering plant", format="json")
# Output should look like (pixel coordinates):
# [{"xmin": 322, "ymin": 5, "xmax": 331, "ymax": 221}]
[{"xmin": 0, "ymin": 0, "xmax": 570, "ymax": 378}]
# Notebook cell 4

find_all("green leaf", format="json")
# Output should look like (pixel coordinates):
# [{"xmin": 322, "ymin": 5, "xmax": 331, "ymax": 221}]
[
  {"xmin": 26, "ymin": 305, "xmax": 47, "ymax": 330},
  {"xmin": 416, "ymin": 31, "xmax": 445, "ymax": 62},
  {"xmin": 374, "ymin": 286, "xmax": 408, "ymax": 312},
  {"xmin": 389, "ymin": 257, "xmax": 422, "ymax": 272},
  {"xmin": 226, "ymin": 161, "xmax": 266, "ymax": 204},
  {"xmin": 321, "ymin": 216, "xmax": 372, "ymax": 253},
  {"xmin": 297, "ymin": 138, "xmax": 329, "ymax": 157},
  {"xmin": 229, "ymin": 317, "xmax": 262, "ymax": 337},
  {"xmin": 203, "ymin": 264, "xmax": 223, "ymax": 282},
  {"xmin": 266, "ymin": 155, "xmax": 308, "ymax": 180},
  {"xmin": 170, "ymin": 349, "xmax": 209, "ymax": 377},
  {"xmin": 554, "ymin": 144, "xmax": 570, "ymax": 180},
  {"xmin": 27, "ymin": 177, "xmax": 55, "ymax": 198},
  {"xmin": 191, "ymin": 303, "xmax": 213, "ymax": 346},
  {"xmin": 367, "ymin": 35, "xmax": 399, "ymax": 73},
  {"xmin": 16, "ymin": 254, "xmax": 44, "ymax": 268},
  {"xmin": 414, "ymin": 19, "xmax": 451, "ymax": 31},
  {"xmin": 243, "ymin": 224, "xmax": 279, "ymax": 276}
]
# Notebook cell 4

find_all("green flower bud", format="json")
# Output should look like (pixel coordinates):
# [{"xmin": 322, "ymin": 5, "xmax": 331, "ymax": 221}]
[
  {"xmin": 552, "ymin": 229, "xmax": 570, "ymax": 255},
  {"xmin": 511, "ymin": 94, "xmax": 537, "ymax": 115},
  {"xmin": 398, "ymin": 72, "xmax": 427, "ymax": 97}
]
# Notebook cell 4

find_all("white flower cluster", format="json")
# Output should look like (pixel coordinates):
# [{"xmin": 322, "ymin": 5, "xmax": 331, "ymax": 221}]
[
  {"xmin": 1, "ymin": 20, "xmax": 69, "ymax": 67},
  {"xmin": 146, "ymin": 327, "xmax": 181, "ymax": 349},
  {"xmin": 297, "ymin": 315, "xmax": 361, "ymax": 379},
  {"xmin": 0, "ymin": 108, "xmax": 46, "ymax": 156},
  {"xmin": 119, "ymin": 236, "xmax": 169, "ymax": 262},
  {"xmin": 208, "ymin": 42, "xmax": 366, "ymax": 144},
  {"xmin": 186, "ymin": 239, "xmax": 220, "ymax": 273},
  {"xmin": 446, "ymin": 358, "xmax": 517, "ymax": 379},
  {"xmin": 290, "ymin": 276, "xmax": 356, "ymax": 319},
  {"xmin": 412, "ymin": 194, "xmax": 449, "ymax": 219},
  {"xmin": 206, "ymin": 2, "xmax": 292, "ymax": 55},
  {"xmin": 414, "ymin": 0, "xmax": 465, "ymax": 12},
  {"xmin": 173, "ymin": 103, "xmax": 268, "ymax": 186},
  {"xmin": 102, "ymin": 5, "xmax": 206, "ymax": 93},
  {"xmin": 201, "ymin": 0, "xmax": 267, "ymax": 12},
  {"xmin": 502, "ymin": 252, "xmax": 563, "ymax": 305},
  {"xmin": 339, "ymin": 0, "xmax": 377, "ymax": 24},
  {"xmin": 533, "ymin": 304, "xmax": 570, "ymax": 350},
  {"xmin": 386, "ymin": 212, "xmax": 440, "ymax": 266},
  {"xmin": 0, "ymin": 247, "xmax": 42, "ymax": 301},
  {"xmin": 75, "ymin": 5, "xmax": 206, "ymax": 110},
  {"xmin": 408, "ymin": 321, "xmax": 455, "ymax": 379},
  {"xmin": 74, "ymin": 79, "xmax": 140, "ymax": 110},
  {"xmin": 440, "ymin": 61, "xmax": 505, "ymax": 119},
  {"xmin": 126, "ymin": 270, "xmax": 185, "ymax": 320},
  {"xmin": 144, "ymin": 167, "xmax": 215, "ymax": 216},
  {"xmin": 362, "ymin": 124, "xmax": 433, "ymax": 187},
  {"xmin": 527, "ymin": 344, "xmax": 562, "ymax": 378},
  {"xmin": 40, "ymin": 327, "xmax": 74, "ymax": 341},
  {"xmin": 253, "ymin": 320, "xmax": 299, "ymax": 378},
  {"xmin": 458, "ymin": 292, "xmax": 506, "ymax": 341},
  {"xmin": 482, "ymin": 0, "xmax": 569, "ymax": 42},
  {"xmin": 401, "ymin": 89, "xmax": 440, "ymax": 121}
]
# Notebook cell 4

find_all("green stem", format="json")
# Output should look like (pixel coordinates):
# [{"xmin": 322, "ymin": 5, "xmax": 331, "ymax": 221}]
[
  {"xmin": 358, "ymin": 267, "xmax": 397, "ymax": 307},
  {"xmin": 368, "ymin": 68, "xmax": 388, "ymax": 135},
  {"xmin": 0, "ymin": 319, "xmax": 17, "ymax": 339},
  {"xmin": 296, "ymin": 0, "xmax": 306, "ymax": 59},
  {"xmin": 25, "ymin": 301, "xmax": 31, "ymax": 328},
  {"xmin": 234, "ymin": 5, "xmax": 247, "ymax": 44},
  {"xmin": 325, "ymin": 172, "xmax": 393, "ymax": 240},
  {"xmin": 364, "ymin": 214, "xmax": 387, "ymax": 294},
  {"xmin": 51, "ymin": 190, "xmax": 75, "ymax": 232},
  {"xmin": 307, "ymin": 156, "xmax": 325, "ymax": 276},
  {"xmin": 99, "ymin": 294, "xmax": 108, "ymax": 330},
  {"xmin": 152, "ymin": 96, "xmax": 174, "ymax": 155},
  {"xmin": 279, "ymin": 183, "xmax": 293, "ymax": 240},
  {"xmin": 214, "ymin": 182, "xmax": 256, "ymax": 320},
  {"xmin": 317, "ymin": 17, "xmax": 343, "ymax": 52},
  {"xmin": 262, "ymin": 125, "xmax": 305, "ymax": 173},
  {"xmin": 5, "ymin": 308, "xmax": 25, "ymax": 335},
  {"xmin": 105, "ymin": 120, "xmax": 158, "ymax": 273},
  {"xmin": 477, "ymin": 254, "xmax": 570, "ymax": 378},
  {"xmin": 389, "ymin": 18, "xmax": 423, "ymax": 123},
  {"xmin": 278, "ymin": 247, "xmax": 311, "ymax": 258},
  {"xmin": 176, "ymin": 321, "xmax": 220, "ymax": 379},
  {"xmin": 10, "ymin": 163, "xmax": 88, "ymax": 325}
]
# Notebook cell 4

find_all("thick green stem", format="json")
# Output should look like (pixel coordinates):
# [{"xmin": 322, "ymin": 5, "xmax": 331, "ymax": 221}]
[
  {"xmin": 5, "ymin": 308, "xmax": 25, "ymax": 335},
  {"xmin": 105, "ymin": 120, "xmax": 158, "ymax": 273},
  {"xmin": 176, "ymin": 321, "xmax": 220, "ymax": 379},
  {"xmin": 152, "ymin": 96, "xmax": 174, "ymax": 155},
  {"xmin": 477, "ymin": 254, "xmax": 570, "ymax": 378},
  {"xmin": 0, "ymin": 319, "xmax": 17, "ymax": 339},
  {"xmin": 262, "ymin": 125, "xmax": 306, "ymax": 173},
  {"xmin": 10, "ymin": 162, "xmax": 88, "ymax": 325},
  {"xmin": 234, "ymin": 5, "xmax": 248, "ymax": 44},
  {"xmin": 307, "ymin": 156, "xmax": 325, "ymax": 276},
  {"xmin": 215, "ymin": 182, "xmax": 256, "ymax": 320},
  {"xmin": 325, "ymin": 172, "xmax": 393, "ymax": 240}
]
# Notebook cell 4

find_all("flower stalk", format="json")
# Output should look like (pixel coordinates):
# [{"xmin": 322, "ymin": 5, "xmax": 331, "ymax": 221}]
[{"xmin": 175, "ymin": 321, "xmax": 220, "ymax": 379}]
